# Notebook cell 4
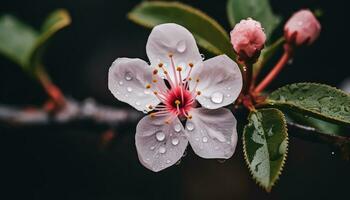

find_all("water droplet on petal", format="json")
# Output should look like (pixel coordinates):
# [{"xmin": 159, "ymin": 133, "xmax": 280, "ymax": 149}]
[
  {"xmin": 176, "ymin": 40, "xmax": 186, "ymax": 53},
  {"xmin": 144, "ymin": 89, "xmax": 151, "ymax": 94},
  {"xmin": 166, "ymin": 159, "xmax": 171, "ymax": 164},
  {"xmin": 186, "ymin": 122, "xmax": 194, "ymax": 131},
  {"xmin": 200, "ymin": 54, "xmax": 205, "ymax": 60},
  {"xmin": 211, "ymin": 92, "xmax": 224, "ymax": 104},
  {"xmin": 125, "ymin": 72, "xmax": 133, "ymax": 81},
  {"xmin": 202, "ymin": 136, "xmax": 208, "ymax": 143},
  {"xmin": 135, "ymin": 101, "xmax": 141, "ymax": 106},
  {"xmin": 127, "ymin": 87, "xmax": 133, "ymax": 92},
  {"xmin": 118, "ymin": 81, "xmax": 123, "ymax": 85},
  {"xmin": 155, "ymin": 131, "xmax": 165, "ymax": 141},
  {"xmin": 150, "ymin": 146, "xmax": 155, "ymax": 150},
  {"xmin": 171, "ymin": 138, "xmax": 179, "ymax": 146},
  {"xmin": 174, "ymin": 124, "xmax": 182, "ymax": 132},
  {"xmin": 159, "ymin": 146, "xmax": 166, "ymax": 154}
]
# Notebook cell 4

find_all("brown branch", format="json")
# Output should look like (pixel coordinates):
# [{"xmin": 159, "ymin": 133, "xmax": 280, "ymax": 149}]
[{"xmin": 0, "ymin": 98, "xmax": 142, "ymax": 127}]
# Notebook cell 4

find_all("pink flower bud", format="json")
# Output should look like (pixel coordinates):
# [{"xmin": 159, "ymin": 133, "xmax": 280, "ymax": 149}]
[
  {"xmin": 284, "ymin": 9, "xmax": 321, "ymax": 46},
  {"xmin": 230, "ymin": 18, "xmax": 266, "ymax": 62}
]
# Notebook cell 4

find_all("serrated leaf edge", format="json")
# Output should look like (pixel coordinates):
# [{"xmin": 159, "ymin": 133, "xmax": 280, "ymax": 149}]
[
  {"xmin": 267, "ymin": 82, "xmax": 350, "ymax": 126},
  {"xmin": 243, "ymin": 108, "xmax": 289, "ymax": 192}
]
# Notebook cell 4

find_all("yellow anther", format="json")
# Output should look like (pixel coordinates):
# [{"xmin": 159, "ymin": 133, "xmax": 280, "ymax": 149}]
[
  {"xmin": 174, "ymin": 100, "xmax": 181, "ymax": 105},
  {"xmin": 152, "ymin": 79, "xmax": 158, "ymax": 83},
  {"xmin": 150, "ymin": 113, "xmax": 156, "ymax": 118},
  {"xmin": 187, "ymin": 115, "xmax": 193, "ymax": 120},
  {"xmin": 148, "ymin": 105, "xmax": 153, "ymax": 109},
  {"xmin": 165, "ymin": 120, "xmax": 171, "ymax": 124},
  {"xmin": 153, "ymin": 91, "xmax": 158, "ymax": 95},
  {"xmin": 196, "ymin": 78, "xmax": 200, "ymax": 82},
  {"xmin": 146, "ymin": 84, "xmax": 151, "ymax": 89},
  {"xmin": 164, "ymin": 70, "xmax": 168, "ymax": 75},
  {"xmin": 196, "ymin": 91, "xmax": 201, "ymax": 96},
  {"xmin": 158, "ymin": 63, "xmax": 163, "ymax": 68},
  {"xmin": 189, "ymin": 77, "xmax": 192, "ymax": 81},
  {"xmin": 176, "ymin": 66, "xmax": 182, "ymax": 71},
  {"xmin": 153, "ymin": 69, "xmax": 158, "ymax": 75},
  {"xmin": 189, "ymin": 63, "xmax": 194, "ymax": 67},
  {"xmin": 168, "ymin": 53, "xmax": 173, "ymax": 58}
]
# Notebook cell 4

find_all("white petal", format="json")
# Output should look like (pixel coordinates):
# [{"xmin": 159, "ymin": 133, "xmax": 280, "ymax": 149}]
[
  {"xmin": 146, "ymin": 23, "xmax": 202, "ymax": 81},
  {"xmin": 135, "ymin": 115, "xmax": 188, "ymax": 172},
  {"xmin": 186, "ymin": 108, "xmax": 238, "ymax": 159},
  {"xmin": 189, "ymin": 55, "xmax": 242, "ymax": 109},
  {"xmin": 108, "ymin": 58, "xmax": 162, "ymax": 112}
]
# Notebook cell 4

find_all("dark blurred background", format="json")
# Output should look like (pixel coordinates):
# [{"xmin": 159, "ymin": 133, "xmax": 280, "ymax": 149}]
[{"xmin": 1, "ymin": 0, "xmax": 349, "ymax": 199}]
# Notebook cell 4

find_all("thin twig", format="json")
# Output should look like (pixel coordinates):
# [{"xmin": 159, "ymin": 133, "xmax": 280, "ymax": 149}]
[{"xmin": 0, "ymin": 98, "xmax": 142, "ymax": 127}]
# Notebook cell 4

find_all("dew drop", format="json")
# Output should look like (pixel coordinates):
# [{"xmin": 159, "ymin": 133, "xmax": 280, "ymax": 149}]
[
  {"xmin": 174, "ymin": 124, "xmax": 182, "ymax": 132},
  {"xmin": 127, "ymin": 87, "xmax": 133, "ymax": 92},
  {"xmin": 144, "ymin": 89, "xmax": 151, "ymax": 94},
  {"xmin": 135, "ymin": 101, "xmax": 141, "ymax": 106},
  {"xmin": 125, "ymin": 72, "xmax": 133, "ymax": 81},
  {"xmin": 186, "ymin": 122, "xmax": 195, "ymax": 131},
  {"xmin": 166, "ymin": 159, "xmax": 171, "ymax": 164},
  {"xmin": 200, "ymin": 54, "xmax": 205, "ymax": 60},
  {"xmin": 279, "ymin": 139, "xmax": 288, "ymax": 154},
  {"xmin": 171, "ymin": 138, "xmax": 179, "ymax": 146},
  {"xmin": 159, "ymin": 146, "xmax": 166, "ymax": 154},
  {"xmin": 211, "ymin": 92, "xmax": 224, "ymax": 104},
  {"xmin": 195, "ymin": 137, "xmax": 200, "ymax": 141},
  {"xmin": 155, "ymin": 131, "xmax": 165, "ymax": 141},
  {"xmin": 176, "ymin": 40, "xmax": 186, "ymax": 53},
  {"xmin": 202, "ymin": 136, "xmax": 208, "ymax": 143},
  {"xmin": 150, "ymin": 146, "xmax": 155, "ymax": 150},
  {"xmin": 118, "ymin": 81, "xmax": 123, "ymax": 85}
]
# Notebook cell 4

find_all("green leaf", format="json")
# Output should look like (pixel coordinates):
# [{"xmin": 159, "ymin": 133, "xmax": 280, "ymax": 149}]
[
  {"xmin": 285, "ymin": 110, "xmax": 347, "ymax": 137},
  {"xmin": 30, "ymin": 9, "xmax": 71, "ymax": 68},
  {"xmin": 243, "ymin": 108, "xmax": 288, "ymax": 192},
  {"xmin": 226, "ymin": 0, "xmax": 281, "ymax": 41},
  {"xmin": 267, "ymin": 83, "xmax": 350, "ymax": 126},
  {"xmin": 0, "ymin": 9, "xmax": 71, "ymax": 72},
  {"xmin": 253, "ymin": 37, "xmax": 284, "ymax": 77},
  {"xmin": 0, "ymin": 15, "xmax": 38, "ymax": 67},
  {"xmin": 128, "ymin": 1, "xmax": 236, "ymax": 60}
]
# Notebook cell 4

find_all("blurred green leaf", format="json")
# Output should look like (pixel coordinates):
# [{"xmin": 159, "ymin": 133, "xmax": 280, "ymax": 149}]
[
  {"xmin": 267, "ymin": 83, "xmax": 350, "ymax": 127},
  {"xmin": 243, "ymin": 108, "xmax": 288, "ymax": 192},
  {"xmin": 0, "ymin": 9, "xmax": 71, "ymax": 72},
  {"xmin": 128, "ymin": 1, "xmax": 236, "ymax": 60},
  {"xmin": 253, "ymin": 37, "xmax": 284, "ymax": 78},
  {"xmin": 226, "ymin": 0, "xmax": 281, "ymax": 41}
]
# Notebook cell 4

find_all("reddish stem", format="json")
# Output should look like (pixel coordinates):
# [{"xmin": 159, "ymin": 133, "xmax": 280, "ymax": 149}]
[
  {"xmin": 254, "ymin": 46, "xmax": 293, "ymax": 93},
  {"xmin": 242, "ymin": 62, "xmax": 253, "ymax": 95},
  {"xmin": 35, "ymin": 67, "xmax": 66, "ymax": 109}
]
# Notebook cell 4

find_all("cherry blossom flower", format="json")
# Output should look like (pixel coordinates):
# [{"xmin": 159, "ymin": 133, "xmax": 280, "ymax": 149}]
[
  {"xmin": 230, "ymin": 18, "xmax": 266, "ymax": 62},
  {"xmin": 284, "ymin": 9, "xmax": 321, "ymax": 46},
  {"xmin": 108, "ymin": 23, "xmax": 242, "ymax": 172}
]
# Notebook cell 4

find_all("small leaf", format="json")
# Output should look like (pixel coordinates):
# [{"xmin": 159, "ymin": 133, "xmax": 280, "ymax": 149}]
[
  {"xmin": 0, "ymin": 9, "xmax": 71, "ymax": 72},
  {"xmin": 30, "ymin": 9, "xmax": 71, "ymax": 69},
  {"xmin": 243, "ymin": 108, "xmax": 288, "ymax": 192},
  {"xmin": 253, "ymin": 37, "xmax": 284, "ymax": 77},
  {"xmin": 128, "ymin": 1, "xmax": 236, "ymax": 60},
  {"xmin": 226, "ymin": 0, "xmax": 281, "ymax": 41},
  {"xmin": 267, "ymin": 83, "xmax": 350, "ymax": 126},
  {"xmin": 0, "ymin": 15, "xmax": 38, "ymax": 67}
]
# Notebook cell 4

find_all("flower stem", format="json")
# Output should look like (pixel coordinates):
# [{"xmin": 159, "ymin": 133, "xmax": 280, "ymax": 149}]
[
  {"xmin": 35, "ymin": 66, "xmax": 66, "ymax": 109},
  {"xmin": 254, "ymin": 45, "xmax": 293, "ymax": 93},
  {"xmin": 242, "ymin": 62, "xmax": 253, "ymax": 95}
]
